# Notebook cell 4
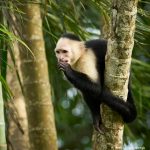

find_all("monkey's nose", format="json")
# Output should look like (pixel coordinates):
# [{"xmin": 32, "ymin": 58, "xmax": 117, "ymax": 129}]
[
  {"xmin": 59, "ymin": 58, "xmax": 68, "ymax": 63},
  {"xmin": 59, "ymin": 58, "xmax": 64, "ymax": 62}
]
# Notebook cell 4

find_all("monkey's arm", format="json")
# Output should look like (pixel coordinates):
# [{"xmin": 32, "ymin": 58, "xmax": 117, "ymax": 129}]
[{"xmin": 59, "ymin": 62, "xmax": 101, "ymax": 95}]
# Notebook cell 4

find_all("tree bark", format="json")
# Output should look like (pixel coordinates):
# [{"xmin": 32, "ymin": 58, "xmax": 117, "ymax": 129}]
[
  {"xmin": 7, "ymin": 42, "xmax": 29, "ymax": 150},
  {"xmin": 18, "ymin": 2, "xmax": 58, "ymax": 150},
  {"xmin": 0, "ymin": 83, "xmax": 7, "ymax": 150},
  {"xmin": 93, "ymin": 0, "xmax": 138, "ymax": 149},
  {"xmin": 0, "ymin": 9, "xmax": 7, "ymax": 150}
]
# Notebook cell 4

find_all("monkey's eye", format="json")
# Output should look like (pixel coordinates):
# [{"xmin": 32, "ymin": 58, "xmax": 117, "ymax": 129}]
[
  {"xmin": 56, "ymin": 50, "xmax": 60, "ymax": 54},
  {"xmin": 62, "ymin": 50, "xmax": 68, "ymax": 53}
]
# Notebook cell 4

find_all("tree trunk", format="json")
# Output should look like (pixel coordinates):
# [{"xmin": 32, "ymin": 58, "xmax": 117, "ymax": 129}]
[
  {"xmin": 0, "ymin": 9, "xmax": 7, "ymax": 150},
  {"xmin": 7, "ymin": 42, "xmax": 29, "ymax": 150},
  {"xmin": 0, "ymin": 83, "xmax": 7, "ymax": 150},
  {"xmin": 18, "ymin": 2, "xmax": 58, "ymax": 150},
  {"xmin": 93, "ymin": 0, "xmax": 138, "ymax": 149}
]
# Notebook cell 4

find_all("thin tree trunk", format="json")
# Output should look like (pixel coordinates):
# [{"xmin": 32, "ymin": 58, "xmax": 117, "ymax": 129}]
[
  {"xmin": 18, "ymin": 2, "xmax": 58, "ymax": 150},
  {"xmin": 0, "ymin": 9, "xmax": 7, "ymax": 150},
  {"xmin": 93, "ymin": 0, "xmax": 138, "ymax": 149},
  {"xmin": 0, "ymin": 83, "xmax": 7, "ymax": 150}
]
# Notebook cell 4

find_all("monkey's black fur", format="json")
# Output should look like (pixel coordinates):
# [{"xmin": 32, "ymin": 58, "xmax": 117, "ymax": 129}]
[
  {"xmin": 59, "ymin": 33, "xmax": 137, "ymax": 130},
  {"xmin": 61, "ymin": 33, "xmax": 81, "ymax": 41}
]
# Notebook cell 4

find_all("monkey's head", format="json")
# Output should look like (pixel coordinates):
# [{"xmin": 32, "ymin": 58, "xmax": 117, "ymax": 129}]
[{"xmin": 55, "ymin": 33, "xmax": 84, "ymax": 66}]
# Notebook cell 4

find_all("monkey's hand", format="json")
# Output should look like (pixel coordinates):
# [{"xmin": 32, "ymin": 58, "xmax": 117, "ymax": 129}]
[{"xmin": 58, "ymin": 61, "xmax": 71, "ymax": 72}]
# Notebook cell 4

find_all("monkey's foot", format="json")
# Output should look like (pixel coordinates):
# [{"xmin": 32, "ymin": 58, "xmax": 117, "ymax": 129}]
[
  {"xmin": 93, "ymin": 116, "xmax": 106, "ymax": 134},
  {"xmin": 93, "ymin": 123, "xmax": 106, "ymax": 134}
]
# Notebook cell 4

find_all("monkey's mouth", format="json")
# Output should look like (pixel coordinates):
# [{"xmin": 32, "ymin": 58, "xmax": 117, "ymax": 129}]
[{"xmin": 58, "ymin": 60, "xmax": 69, "ymax": 63}]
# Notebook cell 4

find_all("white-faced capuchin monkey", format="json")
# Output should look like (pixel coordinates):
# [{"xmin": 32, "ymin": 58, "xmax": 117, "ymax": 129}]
[{"xmin": 54, "ymin": 33, "xmax": 137, "ymax": 131}]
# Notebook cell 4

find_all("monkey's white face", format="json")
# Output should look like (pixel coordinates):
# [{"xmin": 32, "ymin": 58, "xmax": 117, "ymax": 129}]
[{"xmin": 55, "ymin": 38, "xmax": 84, "ymax": 66}]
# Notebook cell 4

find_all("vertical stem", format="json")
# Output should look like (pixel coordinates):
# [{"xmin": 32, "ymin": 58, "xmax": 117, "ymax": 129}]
[
  {"xmin": 0, "ymin": 8, "xmax": 7, "ymax": 150},
  {"xmin": 0, "ymin": 82, "xmax": 7, "ymax": 150}
]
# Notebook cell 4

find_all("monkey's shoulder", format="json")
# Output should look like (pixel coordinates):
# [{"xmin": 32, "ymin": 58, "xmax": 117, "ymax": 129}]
[
  {"xmin": 85, "ymin": 39, "xmax": 107, "ymax": 58},
  {"xmin": 85, "ymin": 39, "xmax": 107, "ymax": 49}
]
